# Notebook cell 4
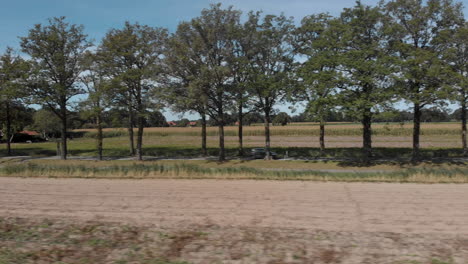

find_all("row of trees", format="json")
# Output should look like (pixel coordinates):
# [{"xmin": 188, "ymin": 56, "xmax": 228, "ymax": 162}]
[{"xmin": 0, "ymin": 0, "xmax": 466, "ymax": 161}]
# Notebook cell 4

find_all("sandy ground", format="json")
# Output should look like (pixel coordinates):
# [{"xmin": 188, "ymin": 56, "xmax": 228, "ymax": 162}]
[
  {"xmin": 1, "ymin": 178, "xmax": 467, "ymax": 263},
  {"xmin": 1, "ymin": 178, "xmax": 467, "ymax": 234}
]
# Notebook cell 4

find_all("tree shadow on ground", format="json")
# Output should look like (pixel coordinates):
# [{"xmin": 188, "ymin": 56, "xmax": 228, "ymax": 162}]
[{"xmin": 0, "ymin": 144, "xmax": 465, "ymax": 168}]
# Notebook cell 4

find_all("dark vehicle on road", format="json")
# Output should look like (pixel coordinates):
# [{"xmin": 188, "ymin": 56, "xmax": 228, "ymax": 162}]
[
  {"xmin": 251, "ymin": 148, "xmax": 278, "ymax": 159},
  {"xmin": 11, "ymin": 133, "xmax": 46, "ymax": 143}
]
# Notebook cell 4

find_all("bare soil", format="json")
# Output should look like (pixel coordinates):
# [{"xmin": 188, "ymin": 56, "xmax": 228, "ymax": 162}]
[{"xmin": 1, "ymin": 178, "xmax": 467, "ymax": 263}]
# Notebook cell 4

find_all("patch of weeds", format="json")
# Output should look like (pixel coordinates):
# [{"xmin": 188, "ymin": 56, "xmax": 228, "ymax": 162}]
[
  {"xmin": 293, "ymin": 254, "xmax": 302, "ymax": 260},
  {"xmin": 0, "ymin": 249, "xmax": 29, "ymax": 264},
  {"xmin": 431, "ymin": 258, "xmax": 453, "ymax": 264},
  {"xmin": 193, "ymin": 231, "xmax": 208, "ymax": 237},
  {"xmin": 313, "ymin": 234, "xmax": 326, "ymax": 241},
  {"xmin": 0, "ymin": 219, "xmax": 40, "ymax": 242},
  {"xmin": 86, "ymin": 238, "xmax": 112, "ymax": 247},
  {"xmin": 76, "ymin": 257, "xmax": 94, "ymax": 264},
  {"xmin": 130, "ymin": 244, "xmax": 143, "ymax": 252},
  {"xmin": 37, "ymin": 219, "xmax": 54, "ymax": 228},
  {"xmin": 28, "ymin": 246, "xmax": 78, "ymax": 262},
  {"xmin": 318, "ymin": 248, "xmax": 346, "ymax": 264},
  {"xmin": 143, "ymin": 260, "xmax": 190, "ymax": 264},
  {"xmin": 78, "ymin": 224, "xmax": 98, "ymax": 234},
  {"xmin": 165, "ymin": 231, "xmax": 206, "ymax": 258},
  {"xmin": 393, "ymin": 260, "xmax": 421, "ymax": 264},
  {"xmin": 158, "ymin": 231, "xmax": 170, "ymax": 239}
]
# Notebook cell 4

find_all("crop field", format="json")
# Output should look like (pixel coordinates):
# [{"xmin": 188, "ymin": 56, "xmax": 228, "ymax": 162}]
[
  {"xmin": 1, "ymin": 122, "xmax": 465, "ymax": 159},
  {"xmin": 74, "ymin": 122, "xmax": 462, "ymax": 137}
]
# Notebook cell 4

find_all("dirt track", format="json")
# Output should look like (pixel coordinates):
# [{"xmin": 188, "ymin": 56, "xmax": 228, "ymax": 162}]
[{"xmin": 1, "ymin": 178, "xmax": 467, "ymax": 235}]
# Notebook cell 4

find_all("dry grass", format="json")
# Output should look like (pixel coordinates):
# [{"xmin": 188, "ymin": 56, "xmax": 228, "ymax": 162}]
[
  {"xmin": 26, "ymin": 159, "xmax": 467, "ymax": 171},
  {"xmin": 1, "ymin": 159, "xmax": 467, "ymax": 183}
]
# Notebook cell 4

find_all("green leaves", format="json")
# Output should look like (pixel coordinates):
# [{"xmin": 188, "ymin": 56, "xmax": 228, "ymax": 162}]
[
  {"xmin": 243, "ymin": 12, "xmax": 296, "ymax": 113},
  {"xmin": 96, "ymin": 21, "xmax": 168, "ymax": 122},
  {"xmin": 20, "ymin": 16, "xmax": 90, "ymax": 110},
  {"xmin": 163, "ymin": 4, "xmax": 240, "ymax": 119},
  {"xmin": 0, "ymin": 48, "xmax": 30, "ymax": 100},
  {"xmin": 385, "ymin": 0, "xmax": 464, "ymax": 106},
  {"xmin": 295, "ymin": 14, "xmax": 342, "ymax": 122}
]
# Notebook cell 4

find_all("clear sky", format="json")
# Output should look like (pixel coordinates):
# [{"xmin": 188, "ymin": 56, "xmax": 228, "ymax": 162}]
[
  {"xmin": 1, "ymin": 0, "xmax": 466, "ymax": 120},
  {"xmin": 1, "ymin": 0, "xmax": 397, "ymax": 50}
]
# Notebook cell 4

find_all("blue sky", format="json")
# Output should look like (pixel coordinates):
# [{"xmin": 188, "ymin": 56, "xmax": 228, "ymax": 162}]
[
  {"xmin": 1, "ymin": 0, "xmax": 410, "ymax": 51},
  {"xmin": 1, "ymin": 0, "xmax": 466, "ymax": 120},
  {"xmin": 0, "ymin": 0, "xmax": 416, "ymax": 51}
]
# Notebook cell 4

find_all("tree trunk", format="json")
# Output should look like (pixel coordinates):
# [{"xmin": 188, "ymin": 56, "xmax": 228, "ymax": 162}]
[
  {"xmin": 136, "ymin": 116, "xmax": 144, "ymax": 161},
  {"xmin": 217, "ymin": 97, "xmax": 226, "ymax": 161},
  {"xmin": 56, "ymin": 139, "xmax": 61, "ymax": 156},
  {"xmin": 264, "ymin": 109, "xmax": 272, "ymax": 160},
  {"xmin": 412, "ymin": 103, "xmax": 421, "ymax": 162},
  {"xmin": 201, "ymin": 111, "xmax": 207, "ymax": 156},
  {"xmin": 238, "ymin": 104, "xmax": 244, "ymax": 157},
  {"xmin": 218, "ymin": 123, "xmax": 225, "ymax": 161},
  {"xmin": 362, "ymin": 110, "xmax": 372, "ymax": 161},
  {"xmin": 127, "ymin": 105, "xmax": 135, "ymax": 156},
  {"xmin": 461, "ymin": 100, "xmax": 467, "ymax": 157},
  {"xmin": 136, "ymin": 96, "xmax": 144, "ymax": 161},
  {"xmin": 5, "ymin": 101, "xmax": 11, "ymax": 156},
  {"xmin": 319, "ymin": 119, "xmax": 325, "ymax": 156},
  {"xmin": 60, "ymin": 102, "xmax": 67, "ymax": 160},
  {"xmin": 96, "ymin": 111, "xmax": 103, "ymax": 161}
]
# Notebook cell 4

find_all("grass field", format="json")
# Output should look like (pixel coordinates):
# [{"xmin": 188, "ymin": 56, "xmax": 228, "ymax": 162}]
[{"xmin": 0, "ymin": 122, "xmax": 465, "ymax": 159}]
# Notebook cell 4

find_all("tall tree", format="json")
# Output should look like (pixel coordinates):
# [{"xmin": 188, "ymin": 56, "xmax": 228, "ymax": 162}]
[
  {"xmin": 295, "ymin": 14, "xmax": 343, "ymax": 156},
  {"xmin": 385, "ymin": 0, "xmax": 464, "ymax": 161},
  {"xmin": 245, "ymin": 12, "xmax": 296, "ymax": 159},
  {"xmin": 229, "ymin": 13, "xmax": 258, "ymax": 157},
  {"xmin": 438, "ymin": 22, "xmax": 467, "ymax": 156},
  {"xmin": 336, "ymin": 2, "xmax": 396, "ymax": 160},
  {"xmin": 194, "ymin": 4, "xmax": 240, "ymax": 161},
  {"xmin": 81, "ymin": 51, "xmax": 109, "ymax": 160},
  {"xmin": 21, "ymin": 17, "xmax": 91, "ymax": 160},
  {"xmin": 163, "ymin": 22, "xmax": 210, "ymax": 156},
  {"xmin": 0, "ymin": 48, "xmax": 29, "ymax": 156},
  {"xmin": 98, "ymin": 22, "xmax": 168, "ymax": 160},
  {"xmin": 166, "ymin": 4, "xmax": 240, "ymax": 161},
  {"xmin": 108, "ymin": 80, "xmax": 136, "ymax": 155}
]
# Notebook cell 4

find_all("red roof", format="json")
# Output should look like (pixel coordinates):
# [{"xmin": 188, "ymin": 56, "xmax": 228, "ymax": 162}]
[
  {"xmin": 189, "ymin": 121, "xmax": 197, "ymax": 126},
  {"xmin": 19, "ymin": 130, "xmax": 39, "ymax": 136},
  {"xmin": 167, "ymin": 121, "xmax": 177, "ymax": 126}
]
